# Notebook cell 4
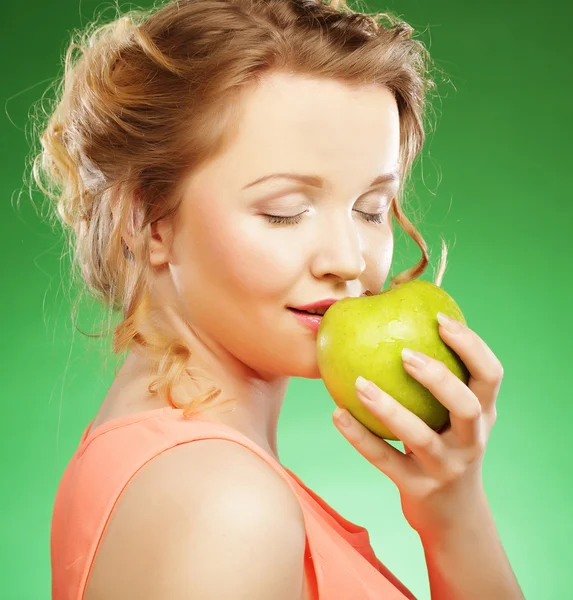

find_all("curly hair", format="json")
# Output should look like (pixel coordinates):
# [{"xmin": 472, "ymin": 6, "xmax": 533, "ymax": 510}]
[{"xmin": 28, "ymin": 0, "xmax": 448, "ymax": 418}]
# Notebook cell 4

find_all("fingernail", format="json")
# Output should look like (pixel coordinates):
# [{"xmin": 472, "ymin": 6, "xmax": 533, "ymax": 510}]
[
  {"xmin": 402, "ymin": 348, "xmax": 428, "ymax": 369},
  {"xmin": 437, "ymin": 312, "xmax": 462, "ymax": 334},
  {"xmin": 334, "ymin": 407, "xmax": 351, "ymax": 427},
  {"xmin": 355, "ymin": 376, "xmax": 371, "ymax": 394}
]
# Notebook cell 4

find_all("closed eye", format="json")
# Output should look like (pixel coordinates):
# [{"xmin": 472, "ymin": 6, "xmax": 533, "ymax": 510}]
[{"xmin": 265, "ymin": 209, "xmax": 388, "ymax": 226}]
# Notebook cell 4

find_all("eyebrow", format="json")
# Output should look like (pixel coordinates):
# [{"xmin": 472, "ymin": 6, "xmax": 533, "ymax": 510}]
[{"xmin": 242, "ymin": 171, "xmax": 400, "ymax": 191}]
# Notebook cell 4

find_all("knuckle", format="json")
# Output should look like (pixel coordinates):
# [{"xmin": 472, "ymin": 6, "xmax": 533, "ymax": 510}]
[
  {"xmin": 384, "ymin": 401, "xmax": 399, "ymax": 421},
  {"xmin": 475, "ymin": 436, "xmax": 487, "ymax": 456},
  {"xmin": 417, "ymin": 431, "xmax": 437, "ymax": 453},
  {"xmin": 467, "ymin": 440, "xmax": 486, "ymax": 463},
  {"xmin": 444, "ymin": 462, "xmax": 465, "ymax": 485},
  {"xmin": 432, "ymin": 363, "xmax": 449, "ymax": 386},
  {"xmin": 420, "ymin": 478, "xmax": 442, "ymax": 499},
  {"xmin": 354, "ymin": 428, "xmax": 368, "ymax": 447},
  {"xmin": 485, "ymin": 362, "xmax": 504, "ymax": 384},
  {"xmin": 463, "ymin": 399, "xmax": 482, "ymax": 421},
  {"xmin": 452, "ymin": 462, "xmax": 467, "ymax": 480},
  {"xmin": 372, "ymin": 445, "xmax": 394, "ymax": 465}
]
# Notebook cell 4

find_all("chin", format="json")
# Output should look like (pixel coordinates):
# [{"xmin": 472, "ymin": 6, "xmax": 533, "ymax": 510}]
[{"xmin": 287, "ymin": 360, "xmax": 322, "ymax": 380}]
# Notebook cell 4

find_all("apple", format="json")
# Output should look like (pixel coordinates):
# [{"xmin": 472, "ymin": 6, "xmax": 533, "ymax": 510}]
[{"xmin": 317, "ymin": 279, "xmax": 470, "ymax": 441}]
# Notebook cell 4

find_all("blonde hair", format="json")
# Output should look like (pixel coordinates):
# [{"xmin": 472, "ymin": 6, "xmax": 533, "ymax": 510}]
[{"xmin": 28, "ymin": 0, "xmax": 448, "ymax": 417}]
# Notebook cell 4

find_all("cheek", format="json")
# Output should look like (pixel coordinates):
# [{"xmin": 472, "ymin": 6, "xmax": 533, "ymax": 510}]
[
  {"xmin": 179, "ymin": 197, "xmax": 297, "ymax": 297},
  {"xmin": 363, "ymin": 225, "xmax": 394, "ymax": 284},
  {"xmin": 216, "ymin": 224, "xmax": 298, "ymax": 297}
]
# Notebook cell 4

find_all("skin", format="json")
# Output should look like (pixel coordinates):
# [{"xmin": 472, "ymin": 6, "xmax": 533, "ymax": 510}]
[
  {"xmin": 105, "ymin": 71, "xmax": 401, "ymax": 463},
  {"xmin": 98, "ymin": 71, "xmax": 524, "ymax": 599}
]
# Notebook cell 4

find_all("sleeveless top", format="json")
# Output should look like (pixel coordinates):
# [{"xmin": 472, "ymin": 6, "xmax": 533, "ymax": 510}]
[{"xmin": 50, "ymin": 406, "xmax": 415, "ymax": 599}]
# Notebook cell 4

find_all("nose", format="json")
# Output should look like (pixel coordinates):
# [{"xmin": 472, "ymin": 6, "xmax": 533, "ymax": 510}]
[{"xmin": 311, "ymin": 213, "xmax": 366, "ymax": 282}]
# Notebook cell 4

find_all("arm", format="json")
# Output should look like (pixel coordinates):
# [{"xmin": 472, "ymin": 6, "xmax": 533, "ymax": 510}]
[
  {"xmin": 169, "ymin": 440, "xmax": 309, "ymax": 599},
  {"xmin": 331, "ymin": 315, "xmax": 524, "ymax": 599},
  {"xmin": 106, "ymin": 439, "xmax": 308, "ymax": 600},
  {"xmin": 418, "ymin": 487, "xmax": 525, "ymax": 600}
]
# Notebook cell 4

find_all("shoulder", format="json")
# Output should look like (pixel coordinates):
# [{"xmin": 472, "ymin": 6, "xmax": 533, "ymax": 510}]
[
  {"xmin": 84, "ymin": 438, "xmax": 307, "ymax": 600},
  {"xmin": 142, "ymin": 438, "xmax": 305, "ymax": 524}
]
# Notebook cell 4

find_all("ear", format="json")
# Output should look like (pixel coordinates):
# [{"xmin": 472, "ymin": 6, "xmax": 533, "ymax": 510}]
[
  {"xmin": 123, "ymin": 218, "xmax": 173, "ymax": 267},
  {"xmin": 148, "ymin": 219, "xmax": 174, "ymax": 267},
  {"xmin": 114, "ymin": 184, "xmax": 173, "ymax": 267}
]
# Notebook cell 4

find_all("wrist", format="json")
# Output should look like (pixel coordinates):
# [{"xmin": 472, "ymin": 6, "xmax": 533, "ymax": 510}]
[{"xmin": 415, "ymin": 482, "xmax": 491, "ymax": 542}]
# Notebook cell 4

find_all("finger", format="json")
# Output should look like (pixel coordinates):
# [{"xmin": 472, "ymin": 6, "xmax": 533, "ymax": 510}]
[
  {"xmin": 437, "ymin": 314, "xmax": 504, "ymax": 412},
  {"xmin": 333, "ymin": 409, "xmax": 414, "ymax": 487},
  {"xmin": 402, "ymin": 352, "xmax": 481, "ymax": 448},
  {"xmin": 354, "ymin": 379, "xmax": 445, "ymax": 473},
  {"xmin": 403, "ymin": 443, "xmax": 413, "ymax": 455}
]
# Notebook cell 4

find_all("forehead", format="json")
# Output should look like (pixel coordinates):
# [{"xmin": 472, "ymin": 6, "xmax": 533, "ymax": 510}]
[{"xmin": 190, "ymin": 73, "xmax": 401, "ymax": 193}]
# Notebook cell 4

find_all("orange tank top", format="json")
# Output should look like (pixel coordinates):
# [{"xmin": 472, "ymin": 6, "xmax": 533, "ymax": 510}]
[{"xmin": 50, "ymin": 406, "xmax": 415, "ymax": 599}]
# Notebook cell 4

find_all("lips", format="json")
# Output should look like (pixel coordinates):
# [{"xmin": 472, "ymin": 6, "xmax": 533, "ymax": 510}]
[
  {"xmin": 288, "ymin": 307, "xmax": 324, "ymax": 333},
  {"xmin": 290, "ymin": 298, "xmax": 340, "ymax": 312},
  {"xmin": 288, "ymin": 307, "xmax": 326, "ymax": 316}
]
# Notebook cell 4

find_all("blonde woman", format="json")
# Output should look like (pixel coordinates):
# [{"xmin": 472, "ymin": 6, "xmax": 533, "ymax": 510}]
[{"xmin": 36, "ymin": 1, "xmax": 524, "ymax": 598}]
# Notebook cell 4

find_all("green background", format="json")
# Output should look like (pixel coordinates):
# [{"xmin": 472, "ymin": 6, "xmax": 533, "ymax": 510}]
[{"xmin": 2, "ymin": 0, "xmax": 571, "ymax": 598}]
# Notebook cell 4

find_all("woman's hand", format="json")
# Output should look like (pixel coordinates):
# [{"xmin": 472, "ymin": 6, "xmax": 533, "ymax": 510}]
[{"xmin": 332, "ymin": 312, "xmax": 503, "ymax": 536}]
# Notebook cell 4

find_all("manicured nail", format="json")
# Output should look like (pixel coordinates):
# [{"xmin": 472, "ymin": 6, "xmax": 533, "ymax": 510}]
[
  {"xmin": 402, "ymin": 348, "xmax": 429, "ymax": 369},
  {"xmin": 437, "ymin": 312, "xmax": 462, "ymax": 334},
  {"xmin": 334, "ymin": 407, "xmax": 351, "ymax": 427},
  {"xmin": 355, "ymin": 376, "xmax": 371, "ymax": 395}
]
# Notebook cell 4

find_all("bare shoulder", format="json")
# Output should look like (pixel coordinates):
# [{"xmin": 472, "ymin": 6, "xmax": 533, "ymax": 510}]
[{"xmin": 84, "ymin": 439, "xmax": 309, "ymax": 600}]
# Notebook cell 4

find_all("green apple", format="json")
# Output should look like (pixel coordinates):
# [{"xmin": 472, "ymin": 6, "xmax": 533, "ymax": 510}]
[{"xmin": 317, "ymin": 279, "xmax": 470, "ymax": 441}]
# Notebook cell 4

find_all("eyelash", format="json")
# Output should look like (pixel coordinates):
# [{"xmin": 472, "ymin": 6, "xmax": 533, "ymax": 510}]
[{"xmin": 265, "ymin": 210, "xmax": 388, "ymax": 226}]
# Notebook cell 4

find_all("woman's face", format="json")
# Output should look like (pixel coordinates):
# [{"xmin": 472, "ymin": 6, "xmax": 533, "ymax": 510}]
[{"xmin": 154, "ymin": 72, "xmax": 401, "ymax": 381}]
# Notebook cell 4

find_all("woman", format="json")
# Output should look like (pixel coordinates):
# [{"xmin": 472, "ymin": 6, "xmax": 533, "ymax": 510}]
[{"xmin": 36, "ymin": 0, "xmax": 524, "ymax": 598}]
